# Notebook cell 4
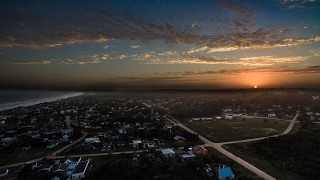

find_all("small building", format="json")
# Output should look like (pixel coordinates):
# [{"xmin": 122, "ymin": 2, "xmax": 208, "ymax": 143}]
[
  {"xmin": 179, "ymin": 153, "xmax": 196, "ymax": 162},
  {"xmin": 68, "ymin": 159, "xmax": 92, "ymax": 180},
  {"xmin": 173, "ymin": 136, "xmax": 186, "ymax": 144},
  {"xmin": 192, "ymin": 145, "xmax": 208, "ymax": 155},
  {"xmin": 161, "ymin": 148, "xmax": 175, "ymax": 158},
  {"xmin": 216, "ymin": 165, "xmax": 234, "ymax": 180},
  {"xmin": 64, "ymin": 155, "xmax": 75, "ymax": 165},
  {"xmin": 224, "ymin": 114, "xmax": 233, "ymax": 120},
  {"xmin": 267, "ymin": 113, "xmax": 276, "ymax": 118},
  {"xmin": 131, "ymin": 139, "xmax": 142, "ymax": 148},
  {"xmin": 47, "ymin": 141, "xmax": 58, "ymax": 149}
]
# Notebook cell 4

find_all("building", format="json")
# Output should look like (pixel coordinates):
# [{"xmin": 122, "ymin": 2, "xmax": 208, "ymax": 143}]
[
  {"xmin": 68, "ymin": 159, "xmax": 92, "ymax": 180},
  {"xmin": 216, "ymin": 164, "xmax": 234, "ymax": 180},
  {"xmin": 173, "ymin": 136, "xmax": 186, "ymax": 144},
  {"xmin": 192, "ymin": 145, "xmax": 208, "ymax": 155},
  {"xmin": 161, "ymin": 148, "xmax": 175, "ymax": 158}
]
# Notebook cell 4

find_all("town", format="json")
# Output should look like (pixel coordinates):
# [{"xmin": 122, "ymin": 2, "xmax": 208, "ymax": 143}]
[{"xmin": 0, "ymin": 89, "xmax": 319, "ymax": 180}]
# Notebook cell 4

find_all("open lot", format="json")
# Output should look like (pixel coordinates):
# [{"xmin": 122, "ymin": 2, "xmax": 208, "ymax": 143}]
[
  {"xmin": 186, "ymin": 118, "xmax": 289, "ymax": 142},
  {"xmin": 222, "ymin": 143, "xmax": 301, "ymax": 180}
]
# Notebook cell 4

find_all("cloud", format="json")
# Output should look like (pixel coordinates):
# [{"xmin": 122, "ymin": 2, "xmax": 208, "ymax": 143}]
[
  {"xmin": 278, "ymin": 0, "xmax": 319, "ymax": 9},
  {"xmin": 101, "ymin": 54, "xmax": 109, "ymax": 60},
  {"xmin": 12, "ymin": 60, "xmax": 50, "ymax": 65},
  {"xmin": 118, "ymin": 54, "xmax": 128, "ymax": 60},
  {"xmin": 182, "ymin": 65, "xmax": 320, "ymax": 76},
  {"xmin": 0, "ymin": 1, "xmax": 259, "ymax": 48},
  {"xmin": 103, "ymin": 45, "xmax": 116, "ymax": 49},
  {"xmin": 131, "ymin": 45, "xmax": 142, "ymax": 49},
  {"xmin": 240, "ymin": 55, "xmax": 309, "ymax": 66},
  {"xmin": 309, "ymin": 49, "xmax": 320, "ymax": 56}
]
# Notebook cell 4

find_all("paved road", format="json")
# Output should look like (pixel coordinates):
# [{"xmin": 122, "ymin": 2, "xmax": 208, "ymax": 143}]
[{"xmin": 165, "ymin": 116, "xmax": 276, "ymax": 180}]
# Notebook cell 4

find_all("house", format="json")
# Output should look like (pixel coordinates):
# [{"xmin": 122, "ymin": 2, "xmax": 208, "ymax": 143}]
[
  {"xmin": 114, "ymin": 141, "xmax": 125, "ymax": 147},
  {"xmin": 47, "ymin": 141, "xmax": 58, "ymax": 149},
  {"xmin": 38, "ymin": 164, "xmax": 52, "ymax": 173},
  {"xmin": 143, "ymin": 140, "xmax": 157, "ymax": 148},
  {"xmin": 130, "ymin": 139, "xmax": 142, "ymax": 148},
  {"xmin": 26, "ymin": 161, "xmax": 38, "ymax": 170},
  {"xmin": 267, "ymin": 113, "xmax": 276, "ymax": 118},
  {"xmin": 104, "ymin": 141, "xmax": 116, "ymax": 150},
  {"xmin": 61, "ymin": 129, "xmax": 73, "ymax": 135},
  {"xmin": 161, "ymin": 148, "xmax": 175, "ymax": 158},
  {"xmin": 67, "ymin": 159, "xmax": 92, "ymax": 180},
  {"xmin": 84, "ymin": 137, "xmax": 100, "ymax": 144},
  {"xmin": 225, "ymin": 114, "xmax": 233, "ymax": 119},
  {"xmin": 179, "ymin": 153, "xmax": 196, "ymax": 162},
  {"xmin": 64, "ymin": 155, "xmax": 75, "ymax": 165},
  {"xmin": 192, "ymin": 145, "xmax": 208, "ymax": 155},
  {"xmin": 51, "ymin": 163, "xmax": 68, "ymax": 173},
  {"xmin": 204, "ymin": 164, "xmax": 215, "ymax": 177},
  {"xmin": 216, "ymin": 164, "xmax": 234, "ymax": 180},
  {"xmin": 163, "ymin": 124, "xmax": 173, "ymax": 131},
  {"xmin": 173, "ymin": 136, "xmax": 186, "ymax": 144},
  {"xmin": 110, "ymin": 134, "xmax": 120, "ymax": 139}
]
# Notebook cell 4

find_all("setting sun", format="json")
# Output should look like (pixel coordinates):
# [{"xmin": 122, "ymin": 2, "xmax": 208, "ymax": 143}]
[{"xmin": 254, "ymin": 86, "xmax": 257, "ymax": 88}]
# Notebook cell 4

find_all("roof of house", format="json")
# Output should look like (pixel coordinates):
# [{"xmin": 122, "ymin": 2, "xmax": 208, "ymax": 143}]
[
  {"xmin": 217, "ymin": 167, "xmax": 233, "ymax": 178},
  {"xmin": 72, "ymin": 161, "xmax": 92, "ymax": 174},
  {"xmin": 173, "ymin": 136, "xmax": 186, "ymax": 140},
  {"xmin": 161, "ymin": 148, "xmax": 175, "ymax": 155}
]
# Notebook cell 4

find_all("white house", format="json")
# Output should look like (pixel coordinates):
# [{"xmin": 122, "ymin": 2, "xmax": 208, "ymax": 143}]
[
  {"xmin": 67, "ymin": 159, "xmax": 92, "ymax": 180},
  {"xmin": 161, "ymin": 148, "xmax": 175, "ymax": 158},
  {"xmin": 267, "ymin": 113, "xmax": 276, "ymax": 118},
  {"xmin": 224, "ymin": 114, "xmax": 233, "ymax": 120}
]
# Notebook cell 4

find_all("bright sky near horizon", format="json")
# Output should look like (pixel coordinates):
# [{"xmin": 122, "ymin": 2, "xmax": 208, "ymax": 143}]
[{"xmin": 0, "ymin": 0, "xmax": 320, "ymax": 90}]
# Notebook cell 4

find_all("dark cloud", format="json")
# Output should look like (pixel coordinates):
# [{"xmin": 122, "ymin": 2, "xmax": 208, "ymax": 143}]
[
  {"xmin": 12, "ymin": 60, "xmax": 50, "ymax": 65},
  {"xmin": 0, "ymin": 0, "xmax": 289, "ymax": 51}
]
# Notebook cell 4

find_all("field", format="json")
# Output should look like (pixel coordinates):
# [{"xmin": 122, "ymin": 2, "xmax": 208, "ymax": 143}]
[{"xmin": 186, "ymin": 118, "xmax": 289, "ymax": 142}]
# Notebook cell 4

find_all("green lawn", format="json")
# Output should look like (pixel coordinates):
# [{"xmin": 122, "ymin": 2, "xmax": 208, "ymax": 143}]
[
  {"xmin": 187, "ymin": 118, "xmax": 289, "ymax": 142},
  {"xmin": 222, "ymin": 143, "xmax": 302, "ymax": 180}
]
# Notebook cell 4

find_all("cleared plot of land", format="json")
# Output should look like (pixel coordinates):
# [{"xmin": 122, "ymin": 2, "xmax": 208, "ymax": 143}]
[
  {"xmin": 187, "ymin": 118, "xmax": 289, "ymax": 142},
  {"xmin": 222, "ymin": 143, "xmax": 301, "ymax": 180}
]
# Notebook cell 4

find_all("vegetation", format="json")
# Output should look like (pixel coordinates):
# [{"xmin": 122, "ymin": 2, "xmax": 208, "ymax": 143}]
[
  {"xmin": 85, "ymin": 148, "xmax": 257, "ymax": 180},
  {"xmin": 187, "ymin": 118, "xmax": 289, "ymax": 142},
  {"xmin": 223, "ymin": 122, "xmax": 320, "ymax": 180}
]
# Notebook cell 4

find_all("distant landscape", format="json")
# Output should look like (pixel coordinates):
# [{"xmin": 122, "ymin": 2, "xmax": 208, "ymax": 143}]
[{"xmin": 0, "ymin": 88, "xmax": 319, "ymax": 179}]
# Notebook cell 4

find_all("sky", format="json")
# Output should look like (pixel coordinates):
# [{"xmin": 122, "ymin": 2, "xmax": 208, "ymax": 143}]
[{"xmin": 0, "ymin": 0, "xmax": 320, "ymax": 90}]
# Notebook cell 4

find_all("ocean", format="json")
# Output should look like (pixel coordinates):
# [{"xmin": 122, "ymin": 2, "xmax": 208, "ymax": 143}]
[{"xmin": 0, "ymin": 90, "xmax": 83, "ymax": 111}]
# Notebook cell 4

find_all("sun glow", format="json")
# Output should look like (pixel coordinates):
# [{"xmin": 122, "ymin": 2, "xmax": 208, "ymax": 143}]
[{"xmin": 254, "ymin": 86, "xmax": 257, "ymax": 88}]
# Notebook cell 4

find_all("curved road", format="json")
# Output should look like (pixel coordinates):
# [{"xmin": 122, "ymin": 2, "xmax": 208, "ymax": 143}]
[{"xmin": 164, "ymin": 111, "xmax": 299, "ymax": 180}]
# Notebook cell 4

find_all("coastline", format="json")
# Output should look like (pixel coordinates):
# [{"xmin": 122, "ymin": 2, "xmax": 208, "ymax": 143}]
[{"xmin": 0, "ymin": 91, "xmax": 84, "ymax": 112}]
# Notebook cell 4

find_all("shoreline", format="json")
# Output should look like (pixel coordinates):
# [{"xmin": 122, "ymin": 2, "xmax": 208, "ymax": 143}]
[{"xmin": 0, "ymin": 91, "xmax": 84, "ymax": 112}]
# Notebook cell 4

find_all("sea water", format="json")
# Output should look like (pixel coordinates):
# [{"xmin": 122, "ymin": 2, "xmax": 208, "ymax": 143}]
[{"xmin": 0, "ymin": 90, "xmax": 83, "ymax": 111}]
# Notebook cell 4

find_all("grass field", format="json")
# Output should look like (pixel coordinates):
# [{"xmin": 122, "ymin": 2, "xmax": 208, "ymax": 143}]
[
  {"xmin": 186, "ymin": 118, "xmax": 289, "ymax": 142},
  {"xmin": 222, "ymin": 143, "xmax": 302, "ymax": 180},
  {"xmin": 0, "ymin": 143, "xmax": 68, "ymax": 167}
]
